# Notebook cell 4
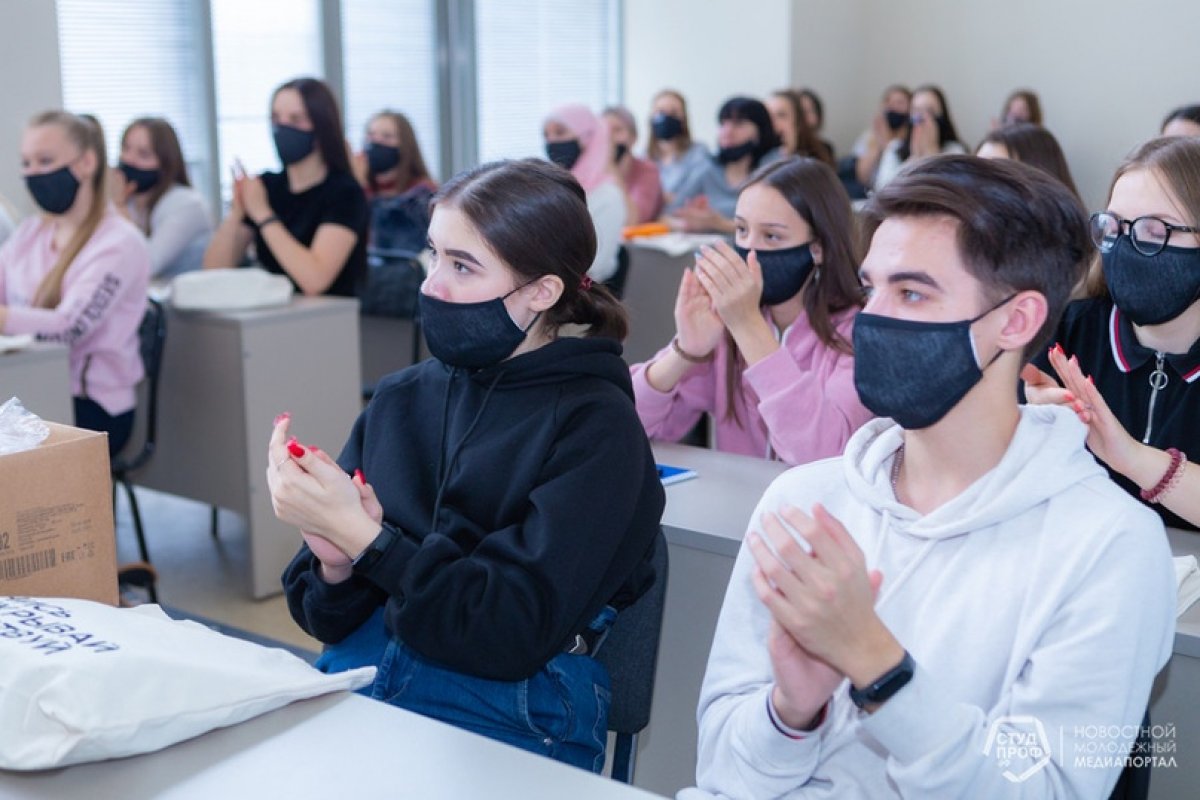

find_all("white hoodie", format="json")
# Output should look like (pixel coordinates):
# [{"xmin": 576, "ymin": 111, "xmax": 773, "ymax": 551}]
[{"xmin": 691, "ymin": 405, "xmax": 1176, "ymax": 799}]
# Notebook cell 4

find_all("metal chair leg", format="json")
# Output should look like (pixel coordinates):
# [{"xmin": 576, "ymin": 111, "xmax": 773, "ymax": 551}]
[
  {"xmin": 610, "ymin": 732, "xmax": 637, "ymax": 784},
  {"xmin": 120, "ymin": 479, "xmax": 158, "ymax": 603}
]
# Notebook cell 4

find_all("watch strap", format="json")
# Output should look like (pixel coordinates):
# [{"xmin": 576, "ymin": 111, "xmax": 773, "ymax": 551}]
[
  {"xmin": 351, "ymin": 522, "xmax": 397, "ymax": 574},
  {"xmin": 849, "ymin": 650, "xmax": 915, "ymax": 709}
]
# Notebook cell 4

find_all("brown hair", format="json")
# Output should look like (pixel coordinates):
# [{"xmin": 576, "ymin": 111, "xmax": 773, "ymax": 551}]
[
  {"xmin": 366, "ymin": 109, "xmax": 434, "ymax": 193},
  {"xmin": 30, "ymin": 111, "xmax": 108, "ymax": 309},
  {"xmin": 646, "ymin": 89, "xmax": 693, "ymax": 157},
  {"xmin": 273, "ymin": 77, "xmax": 352, "ymax": 175},
  {"xmin": 723, "ymin": 156, "xmax": 863, "ymax": 425},
  {"xmin": 976, "ymin": 123, "xmax": 1080, "ymax": 201},
  {"xmin": 862, "ymin": 154, "xmax": 1090, "ymax": 361},
  {"xmin": 432, "ymin": 159, "xmax": 627, "ymax": 340},
  {"xmin": 1085, "ymin": 136, "xmax": 1200, "ymax": 297},
  {"xmin": 121, "ymin": 117, "xmax": 191, "ymax": 230},
  {"xmin": 770, "ymin": 90, "xmax": 834, "ymax": 167},
  {"xmin": 1001, "ymin": 89, "xmax": 1043, "ymax": 126}
]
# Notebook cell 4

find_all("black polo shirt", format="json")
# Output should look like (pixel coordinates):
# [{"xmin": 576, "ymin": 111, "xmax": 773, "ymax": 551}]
[
  {"xmin": 1032, "ymin": 297, "xmax": 1200, "ymax": 531},
  {"xmin": 244, "ymin": 170, "xmax": 368, "ymax": 297}
]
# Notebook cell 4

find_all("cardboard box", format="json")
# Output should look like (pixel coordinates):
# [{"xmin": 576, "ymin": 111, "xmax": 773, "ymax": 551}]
[{"xmin": 0, "ymin": 423, "xmax": 117, "ymax": 605}]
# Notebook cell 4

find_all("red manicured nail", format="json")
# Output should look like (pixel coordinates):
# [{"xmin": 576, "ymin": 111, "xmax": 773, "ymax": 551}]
[
  {"xmin": 354, "ymin": 468, "xmax": 365, "ymax": 483},
  {"xmin": 287, "ymin": 440, "xmax": 306, "ymax": 458},
  {"xmin": 309, "ymin": 445, "xmax": 320, "ymax": 453},
  {"xmin": 1064, "ymin": 392, "xmax": 1075, "ymax": 402},
  {"xmin": 274, "ymin": 411, "xmax": 291, "ymax": 425}
]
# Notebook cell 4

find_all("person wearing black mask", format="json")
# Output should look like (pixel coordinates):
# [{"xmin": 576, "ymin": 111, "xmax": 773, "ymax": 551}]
[
  {"xmin": 666, "ymin": 96, "xmax": 781, "ymax": 234},
  {"xmin": 270, "ymin": 158, "xmax": 664, "ymax": 774},
  {"xmin": 111, "ymin": 117, "xmax": 212, "ymax": 279},
  {"xmin": 632, "ymin": 156, "xmax": 871, "ymax": 466},
  {"xmin": 646, "ymin": 89, "xmax": 710, "ymax": 204},
  {"xmin": 203, "ymin": 76, "xmax": 368, "ymax": 297},
  {"xmin": 1025, "ymin": 136, "xmax": 1200, "ymax": 531},
  {"xmin": 690, "ymin": 155, "xmax": 1174, "ymax": 800},
  {"xmin": 351, "ymin": 110, "xmax": 437, "ymax": 257},
  {"xmin": 602, "ymin": 105, "xmax": 664, "ymax": 224},
  {"xmin": 852, "ymin": 85, "xmax": 912, "ymax": 190},
  {"xmin": 872, "ymin": 84, "xmax": 965, "ymax": 191}
]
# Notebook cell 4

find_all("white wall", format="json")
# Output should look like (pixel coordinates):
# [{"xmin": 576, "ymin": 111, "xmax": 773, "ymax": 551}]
[
  {"xmin": 623, "ymin": 0, "xmax": 792, "ymax": 153},
  {"xmin": 793, "ymin": 0, "xmax": 1200, "ymax": 210},
  {"xmin": 0, "ymin": 0, "xmax": 63, "ymax": 219}
]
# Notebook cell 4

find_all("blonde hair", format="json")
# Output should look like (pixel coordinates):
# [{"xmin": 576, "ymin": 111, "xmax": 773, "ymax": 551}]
[{"xmin": 30, "ymin": 111, "xmax": 108, "ymax": 309}]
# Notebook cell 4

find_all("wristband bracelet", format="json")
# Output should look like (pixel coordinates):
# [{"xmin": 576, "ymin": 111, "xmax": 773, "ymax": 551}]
[
  {"xmin": 671, "ymin": 337, "xmax": 714, "ymax": 364},
  {"xmin": 256, "ymin": 215, "xmax": 282, "ymax": 229},
  {"xmin": 1141, "ymin": 447, "xmax": 1187, "ymax": 504}
]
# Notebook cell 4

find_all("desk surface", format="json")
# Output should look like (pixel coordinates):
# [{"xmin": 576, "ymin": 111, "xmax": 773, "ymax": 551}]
[
  {"xmin": 170, "ymin": 295, "xmax": 359, "ymax": 329},
  {"xmin": 0, "ymin": 342, "xmax": 72, "ymax": 426},
  {"xmin": 0, "ymin": 692, "xmax": 664, "ymax": 799}
]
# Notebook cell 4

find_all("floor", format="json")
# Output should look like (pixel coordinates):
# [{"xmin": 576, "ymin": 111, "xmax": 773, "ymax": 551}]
[{"xmin": 115, "ymin": 485, "xmax": 320, "ymax": 654}]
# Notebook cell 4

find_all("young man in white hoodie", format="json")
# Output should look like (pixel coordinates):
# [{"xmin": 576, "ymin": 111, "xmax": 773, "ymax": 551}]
[{"xmin": 690, "ymin": 155, "xmax": 1177, "ymax": 799}]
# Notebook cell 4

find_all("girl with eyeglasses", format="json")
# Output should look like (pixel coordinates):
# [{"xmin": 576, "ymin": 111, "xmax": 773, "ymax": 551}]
[{"xmin": 1024, "ymin": 136, "xmax": 1200, "ymax": 530}]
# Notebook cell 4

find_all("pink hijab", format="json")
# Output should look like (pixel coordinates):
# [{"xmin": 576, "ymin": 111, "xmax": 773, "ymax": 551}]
[{"xmin": 544, "ymin": 104, "xmax": 614, "ymax": 193}]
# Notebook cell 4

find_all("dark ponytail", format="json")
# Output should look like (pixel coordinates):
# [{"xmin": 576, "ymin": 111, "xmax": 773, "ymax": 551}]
[{"xmin": 433, "ymin": 158, "xmax": 629, "ymax": 341}]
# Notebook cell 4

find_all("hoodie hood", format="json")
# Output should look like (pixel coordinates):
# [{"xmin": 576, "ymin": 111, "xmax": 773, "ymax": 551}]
[
  {"xmin": 468, "ymin": 336, "xmax": 634, "ymax": 398},
  {"xmin": 843, "ymin": 404, "xmax": 1107, "ymax": 540}
]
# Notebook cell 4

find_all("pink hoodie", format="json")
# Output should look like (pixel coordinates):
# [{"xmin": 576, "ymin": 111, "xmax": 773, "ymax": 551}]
[
  {"xmin": 1, "ymin": 209, "xmax": 151, "ymax": 415},
  {"xmin": 630, "ymin": 307, "xmax": 874, "ymax": 465}
]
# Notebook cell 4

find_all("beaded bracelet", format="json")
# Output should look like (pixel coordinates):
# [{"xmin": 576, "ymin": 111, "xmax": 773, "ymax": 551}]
[
  {"xmin": 1141, "ymin": 448, "xmax": 1188, "ymax": 504},
  {"xmin": 671, "ymin": 337, "xmax": 714, "ymax": 364}
]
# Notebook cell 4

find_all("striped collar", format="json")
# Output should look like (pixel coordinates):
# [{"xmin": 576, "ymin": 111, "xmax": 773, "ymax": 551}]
[{"xmin": 1109, "ymin": 305, "xmax": 1200, "ymax": 384}]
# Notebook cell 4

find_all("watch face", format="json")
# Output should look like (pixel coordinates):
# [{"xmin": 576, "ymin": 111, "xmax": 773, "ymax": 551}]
[{"xmin": 850, "ymin": 651, "xmax": 915, "ymax": 708}]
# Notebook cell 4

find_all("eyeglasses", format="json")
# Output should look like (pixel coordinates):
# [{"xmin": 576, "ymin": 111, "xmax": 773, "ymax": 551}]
[{"xmin": 1089, "ymin": 211, "xmax": 1200, "ymax": 257}]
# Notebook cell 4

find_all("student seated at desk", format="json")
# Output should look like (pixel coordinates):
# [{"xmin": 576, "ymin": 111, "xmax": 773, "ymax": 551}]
[
  {"xmin": 766, "ymin": 90, "xmax": 832, "ymax": 166},
  {"xmin": 602, "ymin": 105, "xmax": 665, "ymax": 224},
  {"xmin": 647, "ymin": 89, "xmax": 710, "ymax": 205},
  {"xmin": 0, "ymin": 111, "xmax": 150, "ymax": 455},
  {"xmin": 870, "ymin": 85, "xmax": 966, "ymax": 192},
  {"xmin": 352, "ymin": 109, "xmax": 438, "ymax": 256},
  {"xmin": 632, "ymin": 157, "xmax": 871, "ymax": 466},
  {"xmin": 204, "ymin": 77, "xmax": 368, "ymax": 297},
  {"xmin": 111, "ymin": 117, "xmax": 213, "ymax": 279},
  {"xmin": 690, "ymin": 156, "xmax": 1175, "ymax": 799},
  {"xmin": 975, "ymin": 123, "xmax": 1081, "ymax": 202},
  {"xmin": 268, "ymin": 159, "xmax": 664, "ymax": 773},
  {"xmin": 666, "ymin": 97, "xmax": 781, "ymax": 235},
  {"xmin": 1025, "ymin": 136, "xmax": 1200, "ymax": 531}
]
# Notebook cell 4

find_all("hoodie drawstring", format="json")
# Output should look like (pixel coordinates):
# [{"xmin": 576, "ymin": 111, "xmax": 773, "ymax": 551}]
[{"xmin": 429, "ymin": 369, "xmax": 505, "ymax": 531}]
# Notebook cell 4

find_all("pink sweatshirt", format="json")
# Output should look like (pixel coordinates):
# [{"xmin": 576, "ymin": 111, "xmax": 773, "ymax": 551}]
[
  {"xmin": 630, "ymin": 308, "xmax": 874, "ymax": 465},
  {"xmin": 1, "ymin": 209, "xmax": 151, "ymax": 415}
]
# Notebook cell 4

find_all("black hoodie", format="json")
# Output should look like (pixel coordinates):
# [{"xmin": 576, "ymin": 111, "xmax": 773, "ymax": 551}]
[{"xmin": 283, "ymin": 337, "xmax": 666, "ymax": 681}]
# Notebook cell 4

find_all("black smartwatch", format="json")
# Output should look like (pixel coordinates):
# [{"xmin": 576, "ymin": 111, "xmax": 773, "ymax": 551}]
[
  {"xmin": 849, "ymin": 650, "xmax": 915, "ymax": 710},
  {"xmin": 351, "ymin": 522, "xmax": 397, "ymax": 574}
]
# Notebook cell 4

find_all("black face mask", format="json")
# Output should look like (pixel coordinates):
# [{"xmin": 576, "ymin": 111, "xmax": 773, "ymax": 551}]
[
  {"xmin": 735, "ymin": 242, "xmax": 816, "ymax": 306},
  {"xmin": 935, "ymin": 115, "xmax": 954, "ymax": 143},
  {"xmin": 852, "ymin": 296, "xmax": 1013, "ymax": 430},
  {"xmin": 1103, "ymin": 235, "xmax": 1200, "ymax": 326},
  {"xmin": 273, "ymin": 124, "xmax": 315, "ymax": 166},
  {"xmin": 885, "ymin": 111, "xmax": 909, "ymax": 131},
  {"xmin": 118, "ymin": 161, "xmax": 159, "ymax": 194},
  {"xmin": 545, "ymin": 140, "xmax": 582, "ymax": 171},
  {"xmin": 25, "ymin": 165, "xmax": 80, "ymax": 215},
  {"xmin": 716, "ymin": 140, "xmax": 756, "ymax": 165},
  {"xmin": 651, "ymin": 113, "xmax": 683, "ymax": 141},
  {"xmin": 366, "ymin": 142, "xmax": 401, "ymax": 175},
  {"xmin": 613, "ymin": 143, "xmax": 629, "ymax": 164},
  {"xmin": 418, "ymin": 284, "xmax": 539, "ymax": 370}
]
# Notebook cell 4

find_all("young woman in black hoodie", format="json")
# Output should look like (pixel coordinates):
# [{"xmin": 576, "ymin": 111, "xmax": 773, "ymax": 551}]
[{"xmin": 267, "ymin": 158, "xmax": 665, "ymax": 772}]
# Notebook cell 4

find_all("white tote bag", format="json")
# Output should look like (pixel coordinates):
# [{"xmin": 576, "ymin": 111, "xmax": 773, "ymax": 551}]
[{"xmin": 0, "ymin": 597, "xmax": 374, "ymax": 770}]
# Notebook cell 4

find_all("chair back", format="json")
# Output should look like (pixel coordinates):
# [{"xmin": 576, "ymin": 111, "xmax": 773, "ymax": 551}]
[{"xmin": 111, "ymin": 298, "xmax": 166, "ymax": 474}]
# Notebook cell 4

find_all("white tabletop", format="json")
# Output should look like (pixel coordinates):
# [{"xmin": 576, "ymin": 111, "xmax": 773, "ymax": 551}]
[{"xmin": 0, "ymin": 692, "xmax": 665, "ymax": 799}]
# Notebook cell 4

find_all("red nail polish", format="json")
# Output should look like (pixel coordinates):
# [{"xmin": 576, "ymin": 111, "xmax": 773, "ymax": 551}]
[
  {"xmin": 309, "ymin": 445, "xmax": 320, "ymax": 453},
  {"xmin": 1064, "ymin": 392, "xmax": 1075, "ymax": 402},
  {"xmin": 274, "ymin": 412, "xmax": 291, "ymax": 425},
  {"xmin": 287, "ymin": 441, "xmax": 305, "ymax": 458},
  {"xmin": 354, "ymin": 468, "xmax": 365, "ymax": 483}
]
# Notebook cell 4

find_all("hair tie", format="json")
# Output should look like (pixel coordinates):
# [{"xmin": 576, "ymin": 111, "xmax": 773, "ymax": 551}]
[{"xmin": 580, "ymin": 275, "xmax": 594, "ymax": 291}]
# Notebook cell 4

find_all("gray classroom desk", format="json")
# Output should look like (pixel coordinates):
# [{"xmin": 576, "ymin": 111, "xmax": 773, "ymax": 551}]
[
  {"xmin": 0, "ymin": 343, "xmax": 72, "ymax": 426},
  {"xmin": 131, "ymin": 298, "xmax": 361, "ymax": 599},
  {"xmin": 0, "ymin": 691, "xmax": 666, "ymax": 800},
  {"xmin": 636, "ymin": 443, "xmax": 1200, "ymax": 798},
  {"xmin": 622, "ymin": 238, "xmax": 722, "ymax": 366}
]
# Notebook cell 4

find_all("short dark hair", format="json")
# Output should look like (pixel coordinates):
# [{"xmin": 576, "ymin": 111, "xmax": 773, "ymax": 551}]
[
  {"xmin": 274, "ymin": 77, "xmax": 351, "ymax": 175},
  {"xmin": 718, "ymin": 97, "xmax": 780, "ymax": 169},
  {"xmin": 976, "ymin": 123, "xmax": 1080, "ymax": 201},
  {"xmin": 861, "ymin": 154, "xmax": 1090, "ymax": 360},
  {"xmin": 433, "ymin": 159, "xmax": 628, "ymax": 341},
  {"xmin": 1162, "ymin": 103, "xmax": 1200, "ymax": 133}
]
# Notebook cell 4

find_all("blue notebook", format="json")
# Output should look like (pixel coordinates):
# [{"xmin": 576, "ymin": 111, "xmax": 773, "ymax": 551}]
[{"xmin": 656, "ymin": 463, "xmax": 698, "ymax": 486}]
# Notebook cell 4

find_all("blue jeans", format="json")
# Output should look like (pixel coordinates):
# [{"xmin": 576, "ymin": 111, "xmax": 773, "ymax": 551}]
[{"xmin": 316, "ymin": 607, "xmax": 612, "ymax": 773}]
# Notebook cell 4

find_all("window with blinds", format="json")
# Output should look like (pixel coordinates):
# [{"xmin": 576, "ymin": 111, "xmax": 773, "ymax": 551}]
[
  {"xmin": 57, "ymin": 0, "xmax": 212, "ymax": 201},
  {"xmin": 341, "ymin": 0, "xmax": 441, "ymax": 180},
  {"xmin": 474, "ymin": 0, "xmax": 621, "ymax": 164},
  {"xmin": 209, "ymin": 0, "xmax": 323, "ymax": 199}
]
